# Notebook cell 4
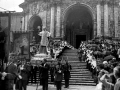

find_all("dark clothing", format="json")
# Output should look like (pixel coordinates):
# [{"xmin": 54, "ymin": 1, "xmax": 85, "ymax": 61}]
[
  {"xmin": 65, "ymin": 79, "xmax": 69, "ymax": 88},
  {"xmin": 38, "ymin": 66, "xmax": 42, "ymax": 85},
  {"xmin": 50, "ymin": 66, "xmax": 55, "ymax": 82},
  {"xmin": 56, "ymin": 81, "xmax": 62, "ymax": 90},
  {"xmin": 0, "ymin": 30, "xmax": 6, "ymax": 61},
  {"xmin": 41, "ymin": 63, "xmax": 49, "ymax": 90},
  {"xmin": 42, "ymin": 79, "xmax": 48, "ymax": 90},
  {"xmin": 20, "ymin": 64, "xmax": 31, "ymax": 90},
  {"xmin": 104, "ymin": 66, "xmax": 110, "ymax": 72},
  {"xmin": 21, "ymin": 80, "xmax": 28, "ymax": 90},
  {"xmin": 0, "ymin": 73, "xmax": 5, "ymax": 89},
  {"xmin": 63, "ymin": 63, "xmax": 71, "ymax": 88},
  {"xmin": 31, "ymin": 66, "xmax": 38, "ymax": 83},
  {"xmin": 54, "ymin": 63, "xmax": 63, "ymax": 90},
  {"xmin": 4, "ymin": 63, "xmax": 18, "ymax": 90}
]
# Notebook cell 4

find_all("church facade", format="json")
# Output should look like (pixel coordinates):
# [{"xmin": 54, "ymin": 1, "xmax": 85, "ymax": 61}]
[{"xmin": 18, "ymin": 0, "xmax": 120, "ymax": 48}]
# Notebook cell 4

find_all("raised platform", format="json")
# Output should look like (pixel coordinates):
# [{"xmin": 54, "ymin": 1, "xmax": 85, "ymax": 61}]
[{"xmin": 30, "ymin": 53, "xmax": 55, "ymax": 65}]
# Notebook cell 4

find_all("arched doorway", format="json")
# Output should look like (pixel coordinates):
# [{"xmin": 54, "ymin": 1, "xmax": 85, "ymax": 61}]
[
  {"xmin": 29, "ymin": 15, "xmax": 42, "ymax": 44},
  {"xmin": 64, "ymin": 4, "xmax": 93, "ymax": 48}
]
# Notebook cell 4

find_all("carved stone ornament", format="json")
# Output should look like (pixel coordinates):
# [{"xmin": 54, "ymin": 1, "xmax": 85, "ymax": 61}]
[
  {"xmin": 31, "ymin": 2, "xmax": 40, "ymax": 15},
  {"xmin": 39, "ymin": 2, "xmax": 47, "ymax": 12}
]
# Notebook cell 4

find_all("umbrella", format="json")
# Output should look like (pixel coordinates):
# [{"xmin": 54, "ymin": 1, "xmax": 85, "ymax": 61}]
[
  {"xmin": 93, "ymin": 51, "xmax": 102, "ymax": 55},
  {"xmin": 102, "ymin": 51, "xmax": 112, "ymax": 56},
  {"xmin": 104, "ymin": 55, "xmax": 115, "ymax": 61}
]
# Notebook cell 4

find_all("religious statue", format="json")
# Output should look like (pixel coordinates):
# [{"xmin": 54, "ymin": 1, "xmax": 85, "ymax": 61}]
[{"xmin": 38, "ymin": 26, "xmax": 51, "ymax": 54}]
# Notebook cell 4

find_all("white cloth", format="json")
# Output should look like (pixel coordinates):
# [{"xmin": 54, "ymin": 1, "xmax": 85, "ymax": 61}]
[{"xmin": 38, "ymin": 31, "xmax": 51, "ymax": 46}]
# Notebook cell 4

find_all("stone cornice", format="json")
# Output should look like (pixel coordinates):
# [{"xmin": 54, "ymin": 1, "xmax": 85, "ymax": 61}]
[
  {"xmin": 96, "ymin": 0, "xmax": 118, "ymax": 6},
  {"xmin": 108, "ymin": 0, "xmax": 119, "ymax": 6}
]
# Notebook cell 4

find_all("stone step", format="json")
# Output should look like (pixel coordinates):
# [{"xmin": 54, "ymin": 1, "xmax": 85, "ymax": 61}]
[
  {"xmin": 48, "ymin": 80, "xmax": 95, "ymax": 83},
  {"xmin": 71, "ymin": 70, "xmax": 90, "ymax": 73},
  {"xmin": 70, "ymin": 73, "xmax": 91, "ymax": 75},
  {"xmin": 63, "ymin": 49, "xmax": 78, "ymax": 53},
  {"xmin": 34, "ymin": 74, "xmax": 92, "ymax": 79},
  {"xmin": 29, "ymin": 77, "xmax": 94, "ymax": 81},
  {"xmin": 71, "ymin": 68, "xmax": 88, "ymax": 71},
  {"xmin": 71, "ymin": 66, "xmax": 87, "ymax": 69},
  {"xmin": 28, "ymin": 82, "xmax": 96, "ymax": 86}
]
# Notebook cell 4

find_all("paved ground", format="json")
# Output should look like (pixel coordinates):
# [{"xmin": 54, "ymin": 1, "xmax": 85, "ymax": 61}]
[{"xmin": 27, "ymin": 84, "xmax": 96, "ymax": 90}]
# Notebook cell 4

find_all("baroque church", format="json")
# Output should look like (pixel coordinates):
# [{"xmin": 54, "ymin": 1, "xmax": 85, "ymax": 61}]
[
  {"xmin": 19, "ymin": 0, "xmax": 120, "ymax": 48},
  {"xmin": 1, "ymin": 0, "xmax": 120, "ymax": 56}
]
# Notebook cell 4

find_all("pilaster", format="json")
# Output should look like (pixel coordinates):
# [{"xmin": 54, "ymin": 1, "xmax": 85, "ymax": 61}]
[
  {"xmin": 55, "ymin": 1, "xmax": 62, "ymax": 38},
  {"xmin": 96, "ymin": 3, "xmax": 101, "ymax": 36},
  {"xmin": 104, "ymin": 1, "xmax": 109, "ymax": 36},
  {"xmin": 50, "ymin": 3, "xmax": 55, "ymax": 37}
]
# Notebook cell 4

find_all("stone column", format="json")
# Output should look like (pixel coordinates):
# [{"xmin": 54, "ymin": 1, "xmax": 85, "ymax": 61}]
[
  {"xmin": 21, "ymin": 16, "xmax": 24, "ymax": 31},
  {"xmin": 97, "ymin": 3, "xmax": 101, "ymax": 36},
  {"xmin": 104, "ymin": 2, "xmax": 109, "ymax": 36},
  {"xmin": 50, "ymin": 5, "xmax": 55, "ymax": 37},
  {"xmin": 56, "ymin": 4, "xmax": 61, "ymax": 37},
  {"xmin": 114, "ymin": 6, "xmax": 119, "ymax": 37}
]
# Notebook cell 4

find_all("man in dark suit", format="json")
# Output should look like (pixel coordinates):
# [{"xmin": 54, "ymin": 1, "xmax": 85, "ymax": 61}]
[
  {"xmin": 50, "ymin": 61, "xmax": 55, "ymax": 82},
  {"xmin": 40, "ymin": 59, "xmax": 49, "ymax": 90},
  {"xmin": 20, "ymin": 60, "xmax": 31, "ymax": 90},
  {"xmin": 2, "ymin": 55, "xmax": 18, "ymax": 90},
  {"xmin": 31, "ymin": 64, "xmax": 38, "ymax": 83},
  {"xmin": 54, "ymin": 60, "xmax": 63, "ymax": 90},
  {"xmin": 63, "ymin": 60, "xmax": 72, "ymax": 88},
  {"xmin": 113, "ymin": 66, "xmax": 120, "ymax": 90}
]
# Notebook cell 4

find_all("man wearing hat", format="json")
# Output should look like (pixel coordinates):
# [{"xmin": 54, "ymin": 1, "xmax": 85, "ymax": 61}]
[{"xmin": 38, "ymin": 26, "xmax": 51, "ymax": 54}]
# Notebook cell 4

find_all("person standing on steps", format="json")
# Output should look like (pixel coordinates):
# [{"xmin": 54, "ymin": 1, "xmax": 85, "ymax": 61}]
[
  {"xmin": 50, "ymin": 61, "xmax": 55, "ymax": 82},
  {"xmin": 54, "ymin": 59, "xmax": 63, "ymax": 90},
  {"xmin": 40, "ymin": 59, "xmax": 49, "ymax": 90},
  {"xmin": 63, "ymin": 60, "xmax": 72, "ymax": 88}
]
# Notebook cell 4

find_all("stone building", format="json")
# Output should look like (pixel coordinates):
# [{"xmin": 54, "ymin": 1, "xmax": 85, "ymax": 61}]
[{"xmin": 18, "ymin": 0, "xmax": 120, "ymax": 48}]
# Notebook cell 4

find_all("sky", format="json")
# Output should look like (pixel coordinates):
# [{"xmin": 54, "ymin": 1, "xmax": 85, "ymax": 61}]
[{"xmin": 0, "ymin": 0, "xmax": 24, "ymax": 12}]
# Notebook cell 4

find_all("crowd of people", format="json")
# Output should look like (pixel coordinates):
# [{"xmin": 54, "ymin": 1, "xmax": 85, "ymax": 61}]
[
  {"xmin": 0, "ymin": 54, "xmax": 72, "ymax": 90},
  {"xmin": 78, "ymin": 37, "xmax": 120, "ymax": 90}
]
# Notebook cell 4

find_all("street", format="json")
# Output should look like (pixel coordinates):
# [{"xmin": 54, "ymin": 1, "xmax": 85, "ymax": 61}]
[{"xmin": 27, "ymin": 84, "xmax": 96, "ymax": 90}]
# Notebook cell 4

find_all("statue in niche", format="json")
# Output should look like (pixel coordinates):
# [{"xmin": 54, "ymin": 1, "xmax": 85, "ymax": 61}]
[
  {"xmin": 79, "ymin": 22, "xmax": 83, "ymax": 29},
  {"xmin": 38, "ymin": 26, "xmax": 51, "ymax": 54}
]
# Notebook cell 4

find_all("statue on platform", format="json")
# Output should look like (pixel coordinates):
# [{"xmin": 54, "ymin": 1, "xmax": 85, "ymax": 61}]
[{"xmin": 38, "ymin": 26, "xmax": 51, "ymax": 54}]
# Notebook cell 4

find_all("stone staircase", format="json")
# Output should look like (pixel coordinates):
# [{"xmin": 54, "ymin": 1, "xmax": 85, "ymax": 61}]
[
  {"xmin": 56, "ymin": 48, "xmax": 96, "ymax": 86},
  {"xmin": 29, "ymin": 48, "xmax": 96, "ymax": 86}
]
